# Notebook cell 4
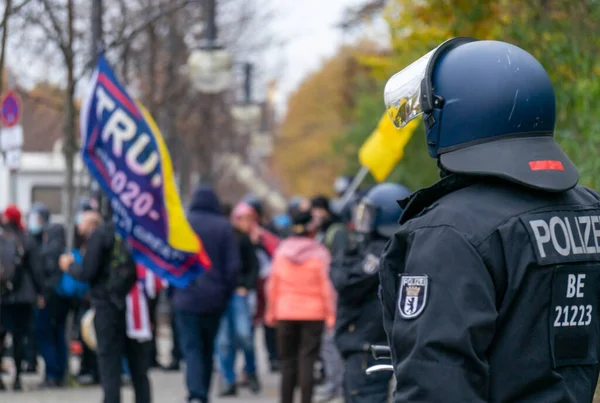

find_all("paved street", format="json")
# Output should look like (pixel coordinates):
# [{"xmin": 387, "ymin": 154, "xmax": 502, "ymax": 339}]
[{"xmin": 1, "ymin": 326, "xmax": 279, "ymax": 403}]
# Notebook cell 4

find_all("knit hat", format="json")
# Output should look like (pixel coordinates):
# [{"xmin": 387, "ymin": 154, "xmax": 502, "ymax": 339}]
[
  {"xmin": 3, "ymin": 204, "xmax": 24, "ymax": 231},
  {"xmin": 291, "ymin": 210, "xmax": 314, "ymax": 235}
]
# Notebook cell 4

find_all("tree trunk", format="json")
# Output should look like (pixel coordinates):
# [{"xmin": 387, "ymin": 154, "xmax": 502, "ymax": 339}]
[
  {"xmin": 164, "ymin": 18, "xmax": 177, "ymax": 155},
  {"xmin": 0, "ymin": 0, "xmax": 12, "ymax": 96},
  {"xmin": 202, "ymin": 94, "xmax": 215, "ymax": 184},
  {"xmin": 118, "ymin": 0, "xmax": 129, "ymax": 84},
  {"xmin": 63, "ymin": 0, "xmax": 76, "ymax": 249},
  {"xmin": 146, "ymin": 23, "xmax": 157, "ymax": 117}
]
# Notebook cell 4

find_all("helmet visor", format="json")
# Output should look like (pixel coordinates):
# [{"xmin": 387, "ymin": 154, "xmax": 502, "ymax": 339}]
[
  {"xmin": 353, "ymin": 202, "xmax": 376, "ymax": 234},
  {"xmin": 384, "ymin": 49, "xmax": 436, "ymax": 129}
]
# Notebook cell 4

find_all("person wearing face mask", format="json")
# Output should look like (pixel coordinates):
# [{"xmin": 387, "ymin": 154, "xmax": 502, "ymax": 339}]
[
  {"xmin": 62, "ymin": 210, "xmax": 150, "ymax": 403},
  {"xmin": 20, "ymin": 204, "xmax": 50, "ymax": 375},
  {"xmin": 71, "ymin": 200, "xmax": 101, "ymax": 385},
  {"xmin": 28, "ymin": 203, "xmax": 71, "ymax": 388}
]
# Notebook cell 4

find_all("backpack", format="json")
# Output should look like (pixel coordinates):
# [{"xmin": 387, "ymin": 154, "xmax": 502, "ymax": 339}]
[
  {"xmin": 55, "ymin": 249, "xmax": 90, "ymax": 299},
  {"xmin": 0, "ymin": 228, "xmax": 25, "ymax": 295},
  {"xmin": 106, "ymin": 234, "xmax": 137, "ymax": 309}
]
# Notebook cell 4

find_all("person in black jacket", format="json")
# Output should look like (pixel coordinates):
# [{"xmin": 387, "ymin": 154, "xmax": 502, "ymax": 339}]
[
  {"xmin": 171, "ymin": 185, "xmax": 240, "ymax": 403},
  {"xmin": 216, "ymin": 201, "xmax": 261, "ymax": 396},
  {"xmin": 331, "ymin": 183, "xmax": 410, "ymax": 403},
  {"xmin": 379, "ymin": 39, "xmax": 600, "ymax": 402},
  {"xmin": 0, "ymin": 205, "xmax": 44, "ymax": 392},
  {"xmin": 61, "ymin": 211, "xmax": 151, "ymax": 403},
  {"xmin": 27, "ymin": 203, "xmax": 71, "ymax": 388}
]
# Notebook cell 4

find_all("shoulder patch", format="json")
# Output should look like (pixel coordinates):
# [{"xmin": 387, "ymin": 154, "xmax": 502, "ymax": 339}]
[
  {"xmin": 362, "ymin": 253, "xmax": 380, "ymax": 274},
  {"xmin": 398, "ymin": 275, "xmax": 428, "ymax": 319}
]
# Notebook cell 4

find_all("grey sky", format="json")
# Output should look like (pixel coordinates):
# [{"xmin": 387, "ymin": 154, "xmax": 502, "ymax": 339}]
[
  {"xmin": 4, "ymin": 0, "xmax": 385, "ymax": 115},
  {"xmin": 266, "ymin": 0, "xmax": 370, "ymax": 110}
]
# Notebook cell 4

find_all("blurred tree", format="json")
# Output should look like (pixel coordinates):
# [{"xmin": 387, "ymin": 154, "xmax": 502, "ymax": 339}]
[
  {"xmin": 502, "ymin": 0, "xmax": 600, "ymax": 190},
  {"xmin": 273, "ymin": 44, "xmax": 379, "ymax": 196},
  {"xmin": 338, "ymin": 0, "xmax": 386, "ymax": 31},
  {"xmin": 7, "ymin": 0, "xmax": 277, "ymax": 204},
  {"xmin": 350, "ymin": 0, "xmax": 600, "ymax": 191},
  {"xmin": 13, "ymin": 0, "xmax": 79, "ymax": 246}
]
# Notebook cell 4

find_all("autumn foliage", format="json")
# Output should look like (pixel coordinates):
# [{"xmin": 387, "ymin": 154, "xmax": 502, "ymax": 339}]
[
  {"xmin": 274, "ymin": 44, "xmax": 378, "ymax": 196},
  {"xmin": 275, "ymin": 0, "xmax": 600, "ymax": 196}
]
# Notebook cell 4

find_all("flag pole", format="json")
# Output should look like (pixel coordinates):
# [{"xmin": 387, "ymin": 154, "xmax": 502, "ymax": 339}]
[
  {"xmin": 338, "ymin": 166, "xmax": 369, "ymax": 210},
  {"xmin": 90, "ymin": 0, "xmax": 110, "ymax": 220}
]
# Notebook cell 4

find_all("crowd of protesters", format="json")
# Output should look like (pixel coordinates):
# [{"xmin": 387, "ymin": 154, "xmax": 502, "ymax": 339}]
[{"xmin": 0, "ymin": 175, "xmax": 384, "ymax": 403}]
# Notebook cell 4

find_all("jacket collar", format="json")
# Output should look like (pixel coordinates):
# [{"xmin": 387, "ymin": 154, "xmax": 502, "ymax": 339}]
[{"xmin": 398, "ymin": 174, "xmax": 475, "ymax": 224}]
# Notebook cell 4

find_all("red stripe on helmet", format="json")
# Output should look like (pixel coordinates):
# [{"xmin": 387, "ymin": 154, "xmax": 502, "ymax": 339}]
[{"xmin": 529, "ymin": 160, "xmax": 564, "ymax": 171}]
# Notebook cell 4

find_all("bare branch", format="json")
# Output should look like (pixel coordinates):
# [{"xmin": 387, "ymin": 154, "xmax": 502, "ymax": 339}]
[
  {"xmin": 19, "ymin": 9, "xmax": 67, "ymax": 56},
  {"xmin": 38, "ymin": 0, "xmax": 68, "ymax": 53},
  {"xmin": 337, "ymin": 0, "xmax": 386, "ymax": 31},
  {"xmin": 0, "ymin": 0, "xmax": 34, "ymax": 30},
  {"xmin": 104, "ymin": 0, "xmax": 194, "ymax": 50}
]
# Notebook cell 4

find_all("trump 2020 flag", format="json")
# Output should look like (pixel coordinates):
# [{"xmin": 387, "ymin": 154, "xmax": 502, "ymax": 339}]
[{"xmin": 80, "ymin": 55, "xmax": 211, "ymax": 288}]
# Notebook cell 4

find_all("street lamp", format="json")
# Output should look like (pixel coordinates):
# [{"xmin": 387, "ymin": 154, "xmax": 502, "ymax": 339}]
[
  {"xmin": 231, "ymin": 63, "xmax": 262, "ymax": 133},
  {"xmin": 187, "ymin": 43, "xmax": 233, "ymax": 94},
  {"xmin": 186, "ymin": 0, "xmax": 232, "ymax": 94},
  {"xmin": 231, "ymin": 103, "xmax": 261, "ymax": 134}
]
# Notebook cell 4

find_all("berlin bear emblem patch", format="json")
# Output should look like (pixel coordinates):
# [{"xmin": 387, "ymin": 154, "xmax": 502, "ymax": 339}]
[{"xmin": 398, "ymin": 275, "xmax": 429, "ymax": 319}]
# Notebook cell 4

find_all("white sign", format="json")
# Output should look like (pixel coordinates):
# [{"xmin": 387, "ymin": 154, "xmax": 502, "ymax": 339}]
[
  {"xmin": 5, "ymin": 148, "xmax": 21, "ymax": 170},
  {"xmin": 0, "ymin": 125, "xmax": 23, "ymax": 151}
]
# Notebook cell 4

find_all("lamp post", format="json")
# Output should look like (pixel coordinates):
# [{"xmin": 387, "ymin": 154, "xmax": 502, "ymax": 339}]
[
  {"xmin": 230, "ymin": 63, "xmax": 261, "ymax": 158},
  {"xmin": 186, "ymin": 0, "xmax": 232, "ymax": 184},
  {"xmin": 90, "ymin": 0, "xmax": 110, "ymax": 219},
  {"xmin": 186, "ymin": 0, "xmax": 232, "ymax": 94}
]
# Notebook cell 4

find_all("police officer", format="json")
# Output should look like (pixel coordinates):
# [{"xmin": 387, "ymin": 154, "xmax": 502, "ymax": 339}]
[
  {"xmin": 378, "ymin": 38, "xmax": 600, "ymax": 402},
  {"xmin": 331, "ymin": 183, "xmax": 410, "ymax": 403}
]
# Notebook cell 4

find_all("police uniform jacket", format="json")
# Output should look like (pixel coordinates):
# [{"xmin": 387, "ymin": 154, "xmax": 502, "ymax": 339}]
[
  {"xmin": 331, "ymin": 232, "xmax": 388, "ymax": 357},
  {"xmin": 379, "ymin": 174, "xmax": 600, "ymax": 403}
]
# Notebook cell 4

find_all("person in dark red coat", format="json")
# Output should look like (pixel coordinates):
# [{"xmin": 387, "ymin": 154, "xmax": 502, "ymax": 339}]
[{"xmin": 242, "ymin": 197, "xmax": 282, "ymax": 372}]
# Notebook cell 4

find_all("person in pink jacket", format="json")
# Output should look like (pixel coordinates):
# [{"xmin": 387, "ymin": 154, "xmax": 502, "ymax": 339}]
[{"xmin": 265, "ymin": 210, "xmax": 335, "ymax": 403}]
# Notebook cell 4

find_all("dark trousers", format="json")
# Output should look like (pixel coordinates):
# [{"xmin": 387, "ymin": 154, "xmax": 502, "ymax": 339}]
[
  {"xmin": 343, "ymin": 353, "xmax": 391, "ymax": 403},
  {"xmin": 264, "ymin": 324, "xmax": 278, "ymax": 363},
  {"xmin": 36, "ymin": 296, "xmax": 70, "ymax": 382},
  {"xmin": 170, "ymin": 312, "xmax": 181, "ymax": 363},
  {"xmin": 148, "ymin": 297, "xmax": 159, "ymax": 366},
  {"xmin": 94, "ymin": 300, "xmax": 152, "ymax": 403},
  {"xmin": 175, "ymin": 310, "xmax": 221, "ymax": 403},
  {"xmin": 23, "ymin": 309, "xmax": 37, "ymax": 367},
  {"xmin": 80, "ymin": 339, "xmax": 98, "ymax": 378},
  {"xmin": 277, "ymin": 320, "xmax": 324, "ymax": 403},
  {"xmin": 0, "ymin": 303, "xmax": 33, "ymax": 383}
]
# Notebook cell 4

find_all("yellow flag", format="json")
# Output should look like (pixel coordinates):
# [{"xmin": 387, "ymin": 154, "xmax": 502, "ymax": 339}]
[{"xmin": 358, "ymin": 113, "xmax": 420, "ymax": 182}]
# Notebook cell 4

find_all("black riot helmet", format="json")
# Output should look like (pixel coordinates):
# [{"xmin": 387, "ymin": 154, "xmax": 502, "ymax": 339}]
[
  {"xmin": 384, "ymin": 38, "xmax": 577, "ymax": 192},
  {"xmin": 353, "ymin": 183, "xmax": 411, "ymax": 237}
]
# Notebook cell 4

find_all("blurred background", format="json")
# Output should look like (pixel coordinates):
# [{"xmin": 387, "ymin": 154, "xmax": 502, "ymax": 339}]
[
  {"xmin": 0, "ymin": 0, "xmax": 597, "ymax": 225},
  {"xmin": 0, "ymin": 0, "xmax": 599, "ymax": 401}
]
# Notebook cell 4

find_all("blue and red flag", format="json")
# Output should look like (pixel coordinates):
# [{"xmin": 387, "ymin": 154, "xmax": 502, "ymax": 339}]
[{"xmin": 80, "ymin": 55, "xmax": 211, "ymax": 288}]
